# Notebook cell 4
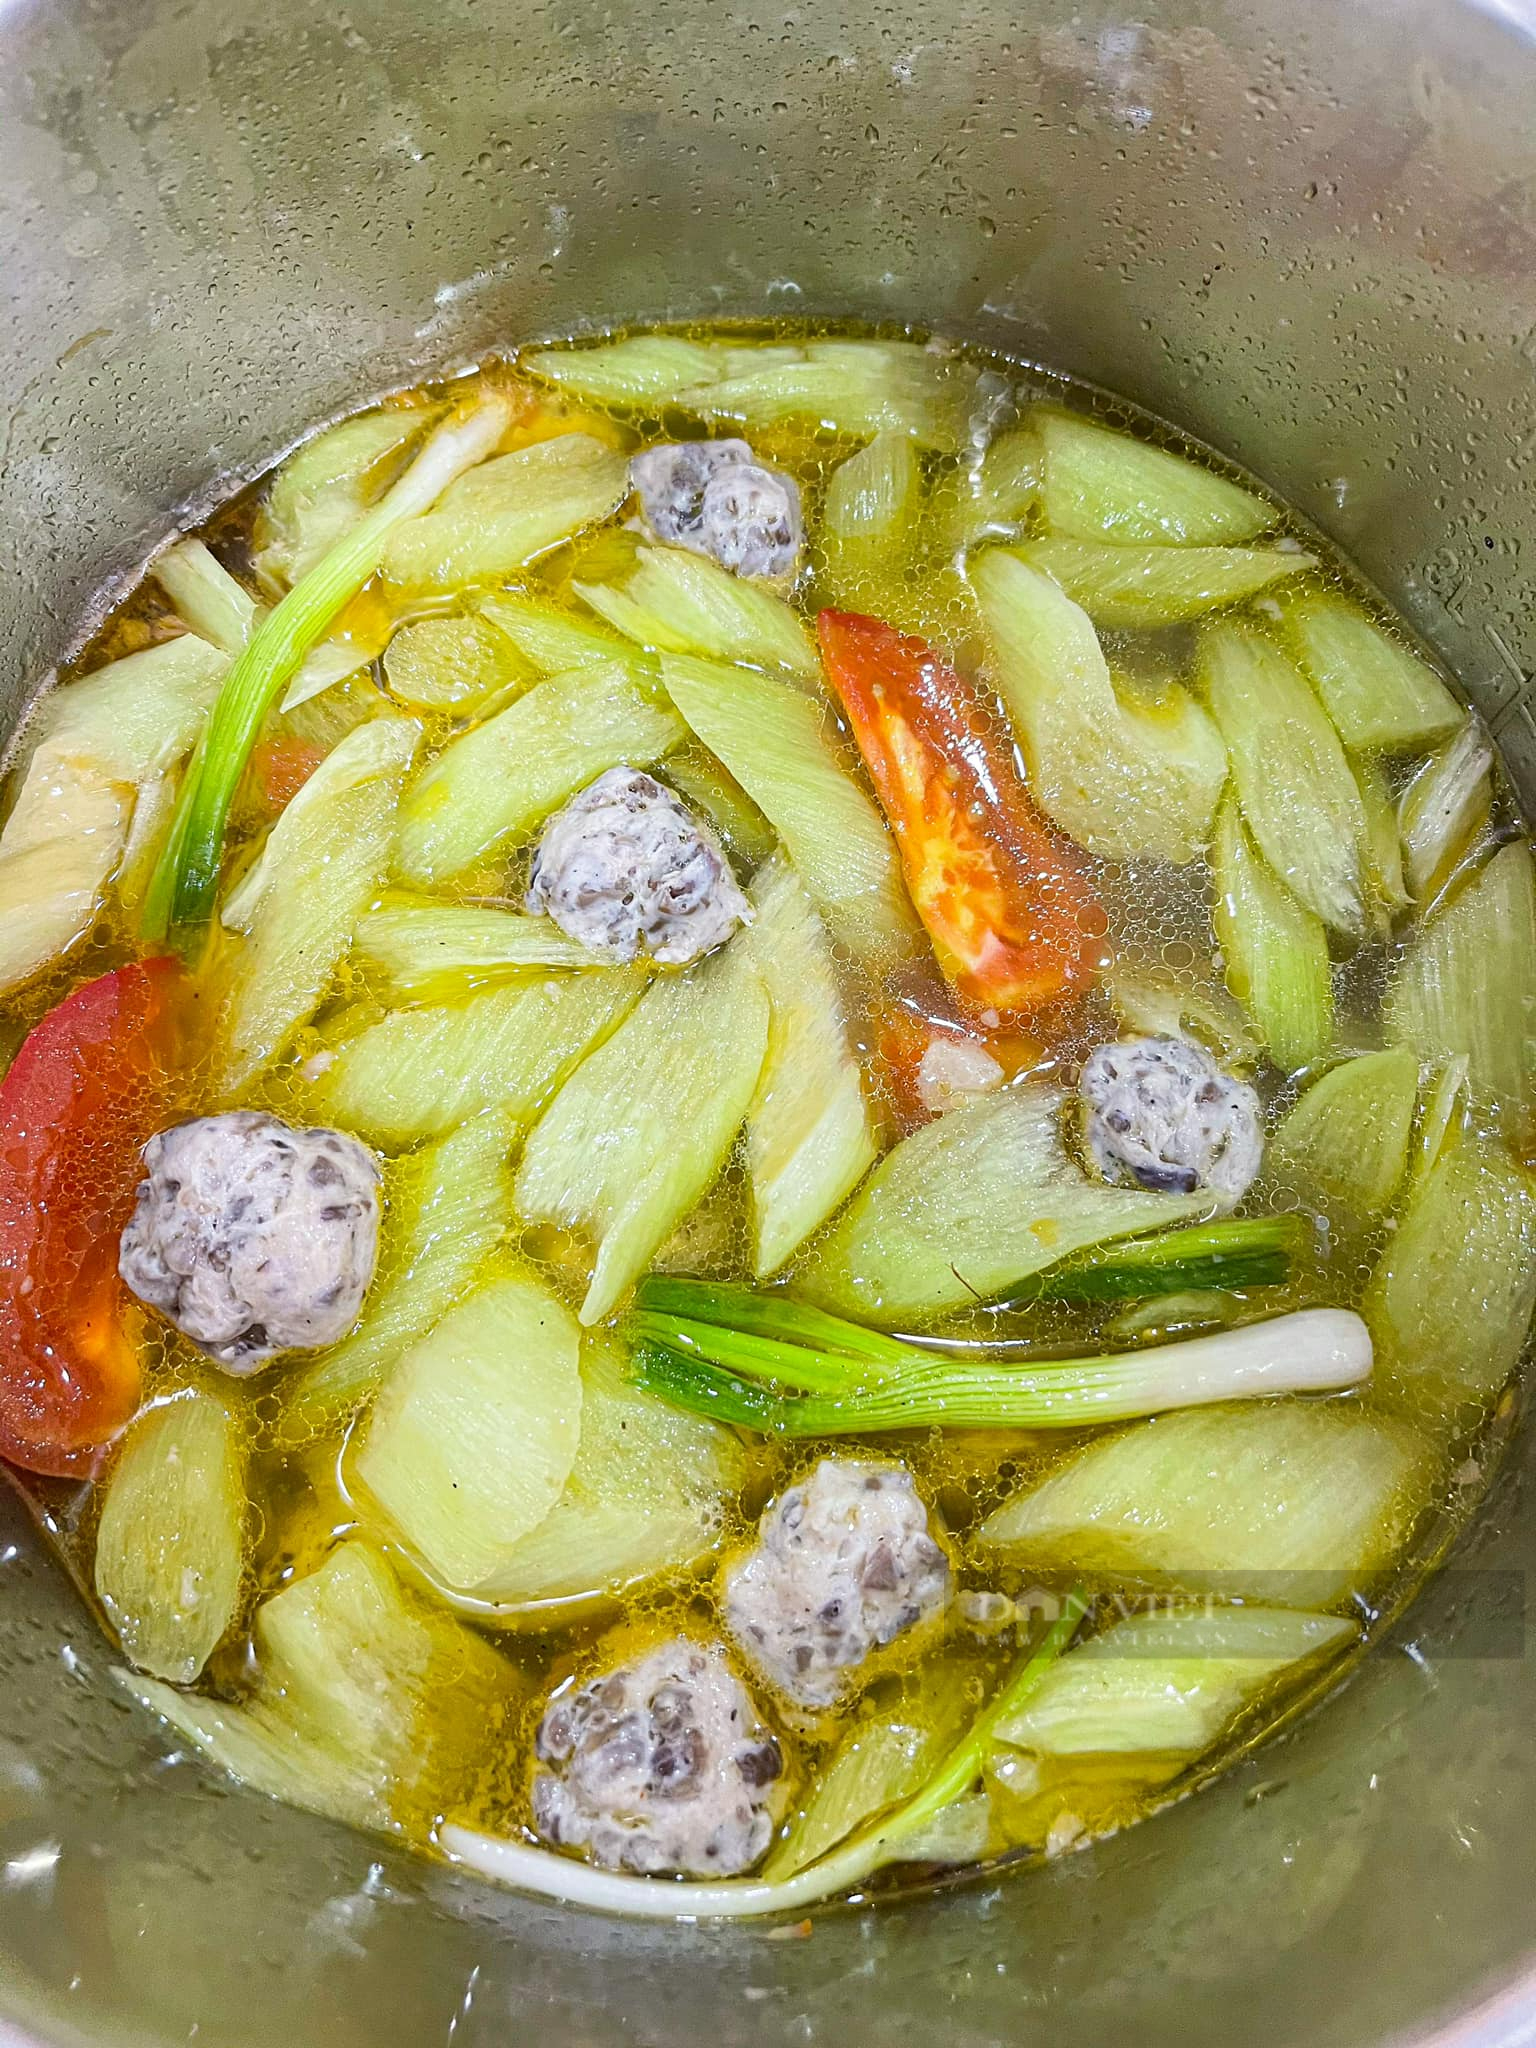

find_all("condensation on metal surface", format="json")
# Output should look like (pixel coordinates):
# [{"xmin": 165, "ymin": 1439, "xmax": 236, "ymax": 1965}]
[{"xmin": 0, "ymin": 3, "xmax": 1535, "ymax": 2048}]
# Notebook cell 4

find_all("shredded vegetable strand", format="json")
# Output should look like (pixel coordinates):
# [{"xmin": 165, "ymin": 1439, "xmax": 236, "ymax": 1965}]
[
  {"xmin": 441, "ymin": 1590, "xmax": 1089, "ymax": 1919},
  {"xmin": 143, "ymin": 398, "xmax": 512, "ymax": 940}
]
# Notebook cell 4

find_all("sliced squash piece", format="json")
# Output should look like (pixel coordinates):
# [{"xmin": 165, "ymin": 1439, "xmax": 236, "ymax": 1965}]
[
  {"xmin": 394, "ymin": 660, "xmax": 682, "ymax": 887},
  {"xmin": 515, "ymin": 938, "xmax": 771, "ymax": 1323},
  {"xmin": 744, "ymin": 855, "xmax": 879, "ymax": 1277},
  {"xmin": 317, "ymin": 970, "xmax": 642, "ymax": 1147}
]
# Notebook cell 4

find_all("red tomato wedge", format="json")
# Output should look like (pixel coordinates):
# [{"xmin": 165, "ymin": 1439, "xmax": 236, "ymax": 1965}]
[
  {"xmin": 818, "ymin": 609, "xmax": 1107, "ymax": 1017},
  {"xmin": 252, "ymin": 736, "xmax": 327, "ymax": 812},
  {"xmin": 0, "ymin": 960, "xmax": 186, "ymax": 1476}
]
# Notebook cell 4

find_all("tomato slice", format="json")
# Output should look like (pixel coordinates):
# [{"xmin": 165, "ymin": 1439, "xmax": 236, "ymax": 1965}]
[
  {"xmin": 0, "ymin": 961, "xmax": 186, "ymax": 1476},
  {"xmin": 251, "ymin": 736, "xmax": 327, "ymax": 812},
  {"xmin": 818, "ymin": 610, "xmax": 1107, "ymax": 1018}
]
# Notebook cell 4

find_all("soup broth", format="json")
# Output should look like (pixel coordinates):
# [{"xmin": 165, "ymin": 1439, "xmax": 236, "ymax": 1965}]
[{"xmin": 0, "ymin": 321, "xmax": 1530, "ymax": 1915}]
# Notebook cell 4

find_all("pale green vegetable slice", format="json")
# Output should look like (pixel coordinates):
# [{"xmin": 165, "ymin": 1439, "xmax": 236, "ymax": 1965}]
[
  {"xmin": 525, "ymin": 335, "xmax": 724, "ymax": 404},
  {"xmin": 973, "ymin": 549, "xmax": 1227, "ymax": 864},
  {"xmin": 970, "ymin": 425, "xmax": 1042, "ymax": 530},
  {"xmin": 317, "ymin": 970, "xmax": 642, "ymax": 1147},
  {"xmin": 1413, "ymin": 1055, "xmax": 1471, "ymax": 1185},
  {"xmin": 114, "ymin": 773, "xmax": 182, "ymax": 922},
  {"xmin": 124, "ymin": 1538, "xmax": 519, "ymax": 1834},
  {"xmin": 253, "ymin": 408, "xmax": 435, "ymax": 591},
  {"xmin": 93, "ymin": 1391, "xmax": 246, "ymax": 1686},
  {"xmin": 660, "ymin": 653, "xmax": 914, "ymax": 965},
  {"xmin": 382, "ymin": 614, "xmax": 535, "ymax": 712},
  {"xmin": 439, "ymin": 1337, "xmax": 747, "ymax": 1619},
  {"xmin": 354, "ymin": 899, "xmax": 612, "ymax": 994},
  {"xmin": 1269, "ymin": 1048, "xmax": 1420, "ymax": 1230},
  {"xmin": 662, "ymin": 748, "xmax": 777, "ymax": 865},
  {"xmin": 1364, "ymin": 1136, "xmax": 1536, "ymax": 1427},
  {"xmin": 1018, "ymin": 536, "xmax": 1312, "ymax": 627},
  {"xmin": 1212, "ymin": 796, "xmax": 1333, "ymax": 1072},
  {"xmin": 816, "ymin": 430, "xmax": 921, "ymax": 612},
  {"xmin": 264, "ymin": 1540, "xmax": 518, "ymax": 1825},
  {"xmin": 685, "ymin": 339, "xmax": 977, "ymax": 451},
  {"xmin": 1274, "ymin": 590, "xmax": 1461, "ymax": 753},
  {"xmin": 1353, "ymin": 754, "xmax": 1410, "ymax": 926},
  {"xmin": 13, "ymin": 633, "xmax": 227, "ymax": 790},
  {"xmin": 894, "ymin": 1794, "xmax": 992, "ymax": 1865},
  {"xmin": 479, "ymin": 592, "xmax": 639, "ymax": 675},
  {"xmin": 824, "ymin": 428, "xmax": 920, "ymax": 542},
  {"xmin": 515, "ymin": 939, "xmax": 771, "ymax": 1323},
  {"xmin": 352, "ymin": 1272, "xmax": 584, "ymax": 1594},
  {"xmin": 0, "ymin": 635, "xmax": 226, "ymax": 995},
  {"xmin": 278, "ymin": 632, "xmax": 392, "ymax": 716},
  {"xmin": 743, "ymin": 855, "xmax": 879, "ymax": 1278},
  {"xmin": 575, "ymin": 545, "xmax": 816, "ymax": 677},
  {"xmin": 994, "ymin": 1604, "xmax": 1355, "ymax": 1755},
  {"xmin": 1397, "ymin": 716, "xmax": 1494, "ymax": 904},
  {"xmin": 1200, "ymin": 622, "xmax": 1368, "ymax": 936},
  {"xmin": 120, "ymin": 1676, "xmax": 385, "ymax": 1833},
  {"xmin": 153, "ymin": 537, "xmax": 259, "ymax": 652},
  {"xmin": 379, "ymin": 433, "xmax": 629, "ymax": 592},
  {"xmin": 765, "ymin": 1700, "xmax": 959, "ymax": 1879},
  {"xmin": 527, "ymin": 337, "xmax": 977, "ymax": 447},
  {"xmin": 1035, "ymin": 409, "xmax": 1273, "ymax": 545},
  {"xmin": 255, "ymin": 1540, "xmax": 517, "ymax": 1761},
  {"xmin": 217, "ymin": 716, "xmax": 419, "ymax": 1088},
  {"xmin": 0, "ymin": 774, "xmax": 131, "ymax": 1000},
  {"xmin": 1385, "ymin": 839, "xmax": 1536, "ymax": 1143},
  {"xmin": 394, "ymin": 661, "xmax": 683, "ymax": 886},
  {"xmin": 979, "ymin": 1402, "xmax": 1429, "ymax": 1607},
  {"xmin": 277, "ymin": 1108, "xmax": 519, "ymax": 1445},
  {"xmin": 795, "ymin": 1086, "xmax": 1210, "ymax": 1327}
]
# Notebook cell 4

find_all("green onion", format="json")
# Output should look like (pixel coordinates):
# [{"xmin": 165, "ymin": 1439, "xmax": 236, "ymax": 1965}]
[
  {"xmin": 440, "ymin": 1589, "xmax": 1089, "ymax": 1919},
  {"xmin": 142, "ymin": 396, "xmax": 512, "ymax": 941},
  {"xmin": 629, "ymin": 1305, "xmax": 1372, "ymax": 1437},
  {"xmin": 633, "ymin": 1220, "xmax": 1307, "ymax": 1358},
  {"xmin": 626, "ymin": 1316, "xmax": 889, "ymax": 1395},
  {"xmin": 991, "ymin": 1213, "xmax": 1313, "ymax": 1307},
  {"xmin": 632, "ymin": 1276, "xmax": 918, "ymax": 1366}
]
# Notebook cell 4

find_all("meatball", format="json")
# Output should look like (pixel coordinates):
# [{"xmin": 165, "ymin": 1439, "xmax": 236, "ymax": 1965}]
[
  {"xmin": 1079, "ymin": 1034, "xmax": 1263, "ymax": 1207},
  {"xmin": 531, "ymin": 1637, "xmax": 783, "ymax": 1876},
  {"xmin": 118, "ymin": 1111, "xmax": 381, "ymax": 1371},
  {"xmin": 723, "ymin": 1460, "xmax": 952, "ymax": 1712},
  {"xmin": 525, "ymin": 766, "xmax": 751, "ymax": 965},
  {"xmin": 630, "ymin": 439, "xmax": 802, "ymax": 578}
]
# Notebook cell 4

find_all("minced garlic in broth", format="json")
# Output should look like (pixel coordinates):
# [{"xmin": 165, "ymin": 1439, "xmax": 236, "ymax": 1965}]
[{"xmin": 1, "ymin": 317, "xmax": 1527, "ymax": 1896}]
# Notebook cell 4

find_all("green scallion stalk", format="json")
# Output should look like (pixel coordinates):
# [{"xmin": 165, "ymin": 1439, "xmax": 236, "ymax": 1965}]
[
  {"xmin": 632, "ymin": 1278, "xmax": 918, "ymax": 1365},
  {"xmin": 625, "ymin": 1314, "xmax": 881, "ymax": 1394},
  {"xmin": 142, "ymin": 396, "xmax": 512, "ymax": 941},
  {"xmin": 630, "ymin": 1305, "xmax": 1372, "ymax": 1437},
  {"xmin": 992, "ymin": 1213, "xmax": 1312, "ymax": 1308},
  {"xmin": 440, "ymin": 1588, "xmax": 1089, "ymax": 1919}
]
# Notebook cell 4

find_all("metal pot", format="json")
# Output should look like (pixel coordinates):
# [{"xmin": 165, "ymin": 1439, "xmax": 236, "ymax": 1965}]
[{"xmin": 1, "ymin": 0, "xmax": 1534, "ymax": 2041}]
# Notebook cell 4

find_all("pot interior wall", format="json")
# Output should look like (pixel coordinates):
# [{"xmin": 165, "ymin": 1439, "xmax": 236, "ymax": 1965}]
[{"xmin": 1, "ymin": 1, "xmax": 1535, "ymax": 2043}]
